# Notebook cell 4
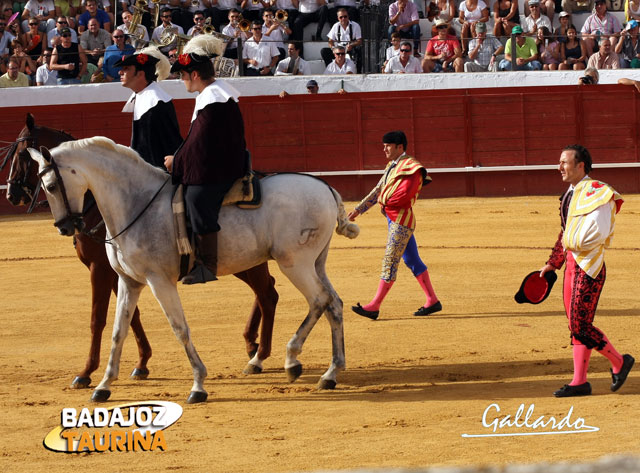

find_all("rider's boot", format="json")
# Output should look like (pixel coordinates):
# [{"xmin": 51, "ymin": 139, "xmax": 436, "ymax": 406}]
[{"xmin": 182, "ymin": 232, "xmax": 218, "ymax": 285}]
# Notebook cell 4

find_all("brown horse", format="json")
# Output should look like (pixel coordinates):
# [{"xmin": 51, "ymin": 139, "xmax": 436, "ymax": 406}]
[{"xmin": 3, "ymin": 113, "xmax": 278, "ymax": 388}]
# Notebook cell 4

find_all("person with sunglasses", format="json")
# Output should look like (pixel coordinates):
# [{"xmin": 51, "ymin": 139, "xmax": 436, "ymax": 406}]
[
  {"xmin": 101, "ymin": 28, "xmax": 134, "ymax": 80},
  {"xmin": 320, "ymin": 8, "xmax": 361, "ymax": 71},
  {"xmin": 77, "ymin": 0, "xmax": 111, "ymax": 33},
  {"xmin": 151, "ymin": 7, "xmax": 184, "ymax": 54},
  {"xmin": 388, "ymin": 0, "xmax": 420, "ymax": 54},
  {"xmin": 242, "ymin": 20, "xmax": 279, "ymax": 75},
  {"xmin": 323, "ymin": 43, "xmax": 355, "ymax": 73},
  {"xmin": 384, "ymin": 40, "xmax": 421, "ymax": 72},
  {"xmin": 187, "ymin": 10, "xmax": 206, "ymax": 36},
  {"xmin": 0, "ymin": 56, "xmax": 30, "ymax": 85},
  {"xmin": 50, "ymin": 26, "xmax": 87, "ymax": 83},
  {"xmin": 48, "ymin": 16, "xmax": 77, "ymax": 47},
  {"xmin": 422, "ymin": 18, "xmax": 463, "ymax": 72},
  {"xmin": 35, "ymin": 46, "xmax": 56, "ymax": 83},
  {"xmin": 80, "ymin": 17, "xmax": 111, "ymax": 65},
  {"xmin": 498, "ymin": 24, "xmax": 541, "ymax": 70},
  {"xmin": 21, "ymin": 0, "xmax": 56, "ymax": 32}
]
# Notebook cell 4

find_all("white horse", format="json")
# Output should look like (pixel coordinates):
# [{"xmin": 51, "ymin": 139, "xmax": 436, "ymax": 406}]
[{"xmin": 28, "ymin": 137, "xmax": 359, "ymax": 404}]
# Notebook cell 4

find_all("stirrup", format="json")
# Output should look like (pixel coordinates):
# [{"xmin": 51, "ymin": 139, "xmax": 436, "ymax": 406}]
[{"xmin": 182, "ymin": 263, "xmax": 217, "ymax": 285}]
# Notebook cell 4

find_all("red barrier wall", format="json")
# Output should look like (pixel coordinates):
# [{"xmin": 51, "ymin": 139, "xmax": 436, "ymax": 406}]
[{"xmin": 2, "ymin": 83, "xmax": 639, "ymax": 215}]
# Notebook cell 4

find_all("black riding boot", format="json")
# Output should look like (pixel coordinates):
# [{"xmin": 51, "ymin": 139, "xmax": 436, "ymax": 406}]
[{"xmin": 182, "ymin": 232, "xmax": 219, "ymax": 285}]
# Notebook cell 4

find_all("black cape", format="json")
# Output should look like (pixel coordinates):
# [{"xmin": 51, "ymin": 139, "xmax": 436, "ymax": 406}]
[{"xmin": 131, "ymin": 99, "xmax": 183, "ymax": 169}]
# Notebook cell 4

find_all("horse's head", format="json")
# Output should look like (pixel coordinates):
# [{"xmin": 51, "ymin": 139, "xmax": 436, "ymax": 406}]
[
  {"xmin": 27, "ymin": 146, "xmax": 86, "ymax": 236},
  {"xmin": 5, "ymin": 114, "xmax": 39, "ymax": 206}
]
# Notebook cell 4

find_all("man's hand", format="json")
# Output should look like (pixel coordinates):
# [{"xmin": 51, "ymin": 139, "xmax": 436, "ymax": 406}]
[
  {"xmin": 347, "ymin": 209, "xmax": 359, "ymax": 221},
  {"xmin": 539, "ymin": 264, "xmax": 555, "ymax": 277},
  {"xmin": 516, "ymin": 57, "xmax": 526, "ymax": 65},
  {"xmin": 164, "ymin": 155, "xmax": 174, "ymax": 172}
]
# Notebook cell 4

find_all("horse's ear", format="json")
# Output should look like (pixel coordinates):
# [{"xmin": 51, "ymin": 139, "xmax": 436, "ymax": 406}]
[
  {"xmin": 26, "ymin": 148, "xmax": 48, "ymax": 168},
  {"xmin": 26, "ymin": 113, "xmax": 35, "ymax": 131},
  {"xmin": 39, "ymin": 146, "xmax": 52, "ymax": 163}
]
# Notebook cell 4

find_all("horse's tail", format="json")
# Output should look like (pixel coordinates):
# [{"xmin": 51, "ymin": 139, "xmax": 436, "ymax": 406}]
[{"xmin": 329, "ymin": 187, "xmax": 360, "ymax": 239}]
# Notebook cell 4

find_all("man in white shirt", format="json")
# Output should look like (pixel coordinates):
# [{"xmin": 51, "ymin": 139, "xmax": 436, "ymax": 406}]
[
  {"xmin": 210, "ymin": 0, "xmax": 240, "ymax": 31},
  {"xmin": 262, "ymin": 8, "xmax": 290, "ymax": 60},
  {"xmin": 243, "ymin": 20, "xmax": 280, "ymax": 75},
  {"xmin": 222, "ymin": 9, "xmax": 249, "ymax": 60},
  {"xmin": 523, "ymin": 0, "xmax": 551, "ymax": 36},
  {"xmin": 320, "ymin": 8, "xmax": 361, "ymax": 70},
  {"xmin": 118, "ymin": 10, "xmax": 149, "ymax": 49},
  {"xmin": 36, "ymin": 47, "xmax": 57, "ymax": 84},
  {"xmin": 384, "ymin": 41, "xmax": 421, "ymax": 73},
  {"xmin": 316, "ymin": 0, "xmax": 362, "ymax": 39},
  {"xmin": 275, "ymin": 41, "xmax": 310, "ymax": 74},
  {"xmin": 323, "ymin": 44, "xmax": 355, "ymax": 74},
  {"xmin": 152, "ymin": 7, "xmax": 185, "ymax": 54},
  {"xmin": 48, "ymin": 17, "xmax": 78, "ymax": 47},
  {"xmin": 80, "ymin": 17, "xmax": 112, "ymax": 65}
]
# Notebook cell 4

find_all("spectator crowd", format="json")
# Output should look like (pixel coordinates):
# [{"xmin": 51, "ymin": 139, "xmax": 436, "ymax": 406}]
[{"xmin": 0, "ymin": 0, "xmax": 636, "ymax": 87}]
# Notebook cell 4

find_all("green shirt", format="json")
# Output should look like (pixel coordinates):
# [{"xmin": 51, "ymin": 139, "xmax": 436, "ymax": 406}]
[
  {"xmin": 504, "ymin": 36, "xmax": 538, "ymax": 60},
  {"xmin": 0, "ymin": 71, "xmax": 29, "ymax": 87}
]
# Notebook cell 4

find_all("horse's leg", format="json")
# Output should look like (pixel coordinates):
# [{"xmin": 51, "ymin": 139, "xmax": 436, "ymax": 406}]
[
  {"xmin": 314, "ymin": 245, "xmax": 346, "ymax": 390},
  {"xmin": 71, "ymin": 256, "xmax": 114, "ymax": 389},
  {"xmin": 234, "ymin": 273, "xmax": 262, "ymax": 359},
  {"xmin": 92, "ymin": 276, "xmax": 144, "ymax": 402},
  {"xmin": 146, "ymin": 277, "xmax": 208, "ymax": 404},
  {"xmin": 234, "ymin": 263, "xmax": 279, "ymax": 375},
  {"xmin": 276, "ymin": 257, "xmax": 333, "ymax": 384}
]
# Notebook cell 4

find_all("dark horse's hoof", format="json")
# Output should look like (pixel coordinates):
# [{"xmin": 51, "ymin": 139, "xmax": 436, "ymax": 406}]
[
  {"xmin": 248, "ymin": 344, "xmax": 259, "ymax": 359},
  {"xmin": 71, "ymin": 376, "xmax": 91, "ymax": 389},
  {"xmin": 186, "ymin": 391, "xmax": 208, "ymax": 404},
  {"xmin": 130, "ymin": 368, "xmax": 150, "ymax": 380},
  {"xmin": 286, "ymin": 363, "xmax": 303, "ymax": 383},
  {"xmin": 91, "ymin": 389, "xmax": 111, "ymax": 402},
  {"xmin": 243, "ymin": 363, "xmax": 263, "ymax": 375},
  {"xmin": 317, "ymin": 378, "xmax": 337, "ymax": 390}
]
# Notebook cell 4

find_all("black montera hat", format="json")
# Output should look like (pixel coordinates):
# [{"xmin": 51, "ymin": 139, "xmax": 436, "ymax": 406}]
[
  {"xmin": 514, "ymin": 270, "xmax": 557, "ymax": 304},
  {"xmin": 114, "ymin": 52, "xmax": 160, "ymax": 70}
]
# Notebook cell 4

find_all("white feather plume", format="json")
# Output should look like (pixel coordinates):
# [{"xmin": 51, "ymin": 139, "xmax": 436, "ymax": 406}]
[
  {"xmin": 183, "ymin": 34, "xmax": 227, "ymax": 59},
  {"xmin": 137, "ymin": 45, "xmax": 171, "ymax": 81}
]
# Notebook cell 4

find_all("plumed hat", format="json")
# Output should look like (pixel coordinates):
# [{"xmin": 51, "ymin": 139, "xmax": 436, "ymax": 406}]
[
  {"xmin": 170, "ymin": 34, "xmax": 228, "ymax": 74},
  {"xmin": 114, "ymin": 46, "xmax": 171, "ymax": 81}
]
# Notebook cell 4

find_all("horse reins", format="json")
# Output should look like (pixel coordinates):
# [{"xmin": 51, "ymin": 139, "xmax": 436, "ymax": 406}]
[{"xmin": 37, "ymin": 157, "xmax": 84, "ymax": 232}]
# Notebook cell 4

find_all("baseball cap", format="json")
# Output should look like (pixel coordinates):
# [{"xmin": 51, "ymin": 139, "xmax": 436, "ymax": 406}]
[
  {"xmin": 627, "ymin": 19, "xmax": 639, "ymax": 30},
  {"xmin": 306, "ymin": 79, "xmax": 318, "ymax": 88},
  {"xmin": 512, "ymin": 25, "xmax": 523, "ymax": 34},
  {"xmin": 559, "ymin": 11, "xmax": 570, "ymax": 17},
  {"xmin": 514, "ymin": 270, "xmax": 557, "ymax": 304},
  {"xmin": 528, "ymin": 0, "xmax": 540, "ymax": 5},
  {"xmin": 60, "ymin": 27, "xmax": 71, "ymax": 35}
]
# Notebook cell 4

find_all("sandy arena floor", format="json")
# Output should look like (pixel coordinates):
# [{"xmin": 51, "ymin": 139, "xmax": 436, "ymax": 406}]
[{"xmin": 0, "ymin": 195, "xmax": 638, "ymax": 472}]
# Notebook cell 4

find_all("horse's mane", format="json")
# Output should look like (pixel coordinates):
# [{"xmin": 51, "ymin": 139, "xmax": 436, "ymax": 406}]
[{"xmin": 57, "ymin": 137, "xmax": 165, "ymax": 175}]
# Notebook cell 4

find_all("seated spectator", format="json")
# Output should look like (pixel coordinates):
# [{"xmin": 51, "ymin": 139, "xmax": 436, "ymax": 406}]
[
  {"xmin": 22, "ymin": 17, "xmax": 44, "ymax": 57},
  {"xmin": 581, "ymin": 0, "xmax": 622, "ymax": 54},
  {"xmin": 275, "ymin": 41, "xmax": 310, "ymax": 75},
  {"xmin": 522, "ymin": 0, "xmax": 551, "ymax": 37},
  {"xmin": 35, "ymin": 46, "xmax": 56, "ymax": 83},
  {"xmin": 587, "ymin": 35, "xmax": 620, "ymax": 68},
  {"xmin": 537, "ymin": 26, "xmax": 561, "ymax": 70},
  {"xmin": 48, "ymin": 16, "xmax": 77, "ymax": 47},
  {"xmin": 493, "ymin": 0, "xmax": 519, "ymax": 40},
  {"xmin": 615, "ymin": 20, "xmax": 640, "ymax": 68},
  {"xmin": 559, "ymin": 24, "xmax": 586, "ymax": 69},
  {"xmin": 429, "ymin": 0, "xmax": 456, "ymax": 24},
  {"xmin": 221, "ymin": 9, "xmax": 248, "ymax": 60},
  {"xmin": 118, "ymin": 10, "xmax": 148, "ymax": 48},
  {"xmin": 562, "ymin": 0, "xmax": 592, "ymax": 15},
  {"xmin": 323, "ymin": 44, "xmax": 355, "ymax": 73},
  {"xmin": 101, "ymin": 28, "xmax": 133, "ymax": 80},
  {"xmin": 243, "ymin": 20, "xmax": 279, "ymax": 75},
  {"xmin": 262, "ymin": 8, "xmax": 290, "ymax": 61},
  {"xmin": 523, "ymin": 0, "xmax": 555, "ymax": 24},
  {"xmin": 187, "ymin": 10, "xmax": 206, "ymax": 35},
  {"xmin": 554, "ymin": 11, "xmax": 571, "ymax": 44},
  {"xmin": 80, "ymin": 17, "xmax": 111, "ymax": 64},
  {"xmin": 54, "ymin": 0, "xmax": 80, "ymax": 26},
  {"xmin": 422, "ymin": 18, "xmax": 463, "ymax": 72},
  {"xmin": 10, "ymin": 38, "xmax": 37, "ymax": 74},
  {"xmin": 384, "ymin": 40, "xmax": 422, "ymax": 72},
  {"xmin": 0, "ymin": 16, "xmax": 15, "ymax": 68},
  {"xmin": 316, "ymin": 0, "xmax": 360, "ymax": 39},
  {"xmin": 21, "ymin": 0, "xmax": 55, "ymax": 32},
  {"xmin": 464, "ymin": 20, "xmax": 503, "ymax": 71},
  {"xmin": 78, "ymin": 0, "xmax": 111, "ymax": 33},
  {"xmin": 382, "ymin": 31, "xmax": 401, "ymax": 70},
  {"xmin": 320, "ymin": 8, "xmax": 361, "ymax": 70},
  {"xmin": 498, "ymin": 24, "xmax": 541, "ymax": 70},
  {"xmin": 120, "ymin": 0, "xmax": 152, "ymax": 32},
  {"xmin": 456, "ymin": 0, "xmax": 489, "ymax": 52},
  {"xmin": 151, "ymin": 7, "xmax": 184, "ymax": 55},
  {"xmin": 388, "ymin": 0, "xmax": 420, "ymax": 54},
  {"xmin": 50, "ymin": 26, "xmax": 87, "ymax": 83},
  {"xmin": 292, "ymin": 0, "xmax": 325, "ymax": 46},
  {"xmin": 0, "ymin": 56, "xmax": 29, "ymax": 85}
]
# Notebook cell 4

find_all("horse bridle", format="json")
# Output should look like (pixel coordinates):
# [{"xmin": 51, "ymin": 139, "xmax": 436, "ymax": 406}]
[
  {"xmin": 37, "ymin": 156, "xmax": 85, "ymax": 233},
  {"xmin": 1, "ymin": 129, "xmax": 42, "ymax": 212}
]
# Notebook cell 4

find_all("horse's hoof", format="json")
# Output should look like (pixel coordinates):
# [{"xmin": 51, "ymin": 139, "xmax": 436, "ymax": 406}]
[
  {"xmin": 71, "ymin": 376, "xmax": 91, "ymax": 389},
  {"xmin": 318, "ymin": 378, "xmax": 337, "ymax": 390},
  {"xmin": 130, "ymin": 368, "xmax": 150, "ymax": 380},
  {"xmin": 286, "ymin": 363, "xmax": 303, "ymax": 383},
  {"xmin": 186, "ymin": 391, "xmax": 208, "ymax": 404},
  {"xmin": 91, "ymin": 389, "xmax": 111, "ymax": 402},
  {"xmin": 248, "ymin": 344, "xmax": 259, "ymax": 359},
  {"xmin": 243, "ymin": 363, "xmax": 263, "ymax": 375}
]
